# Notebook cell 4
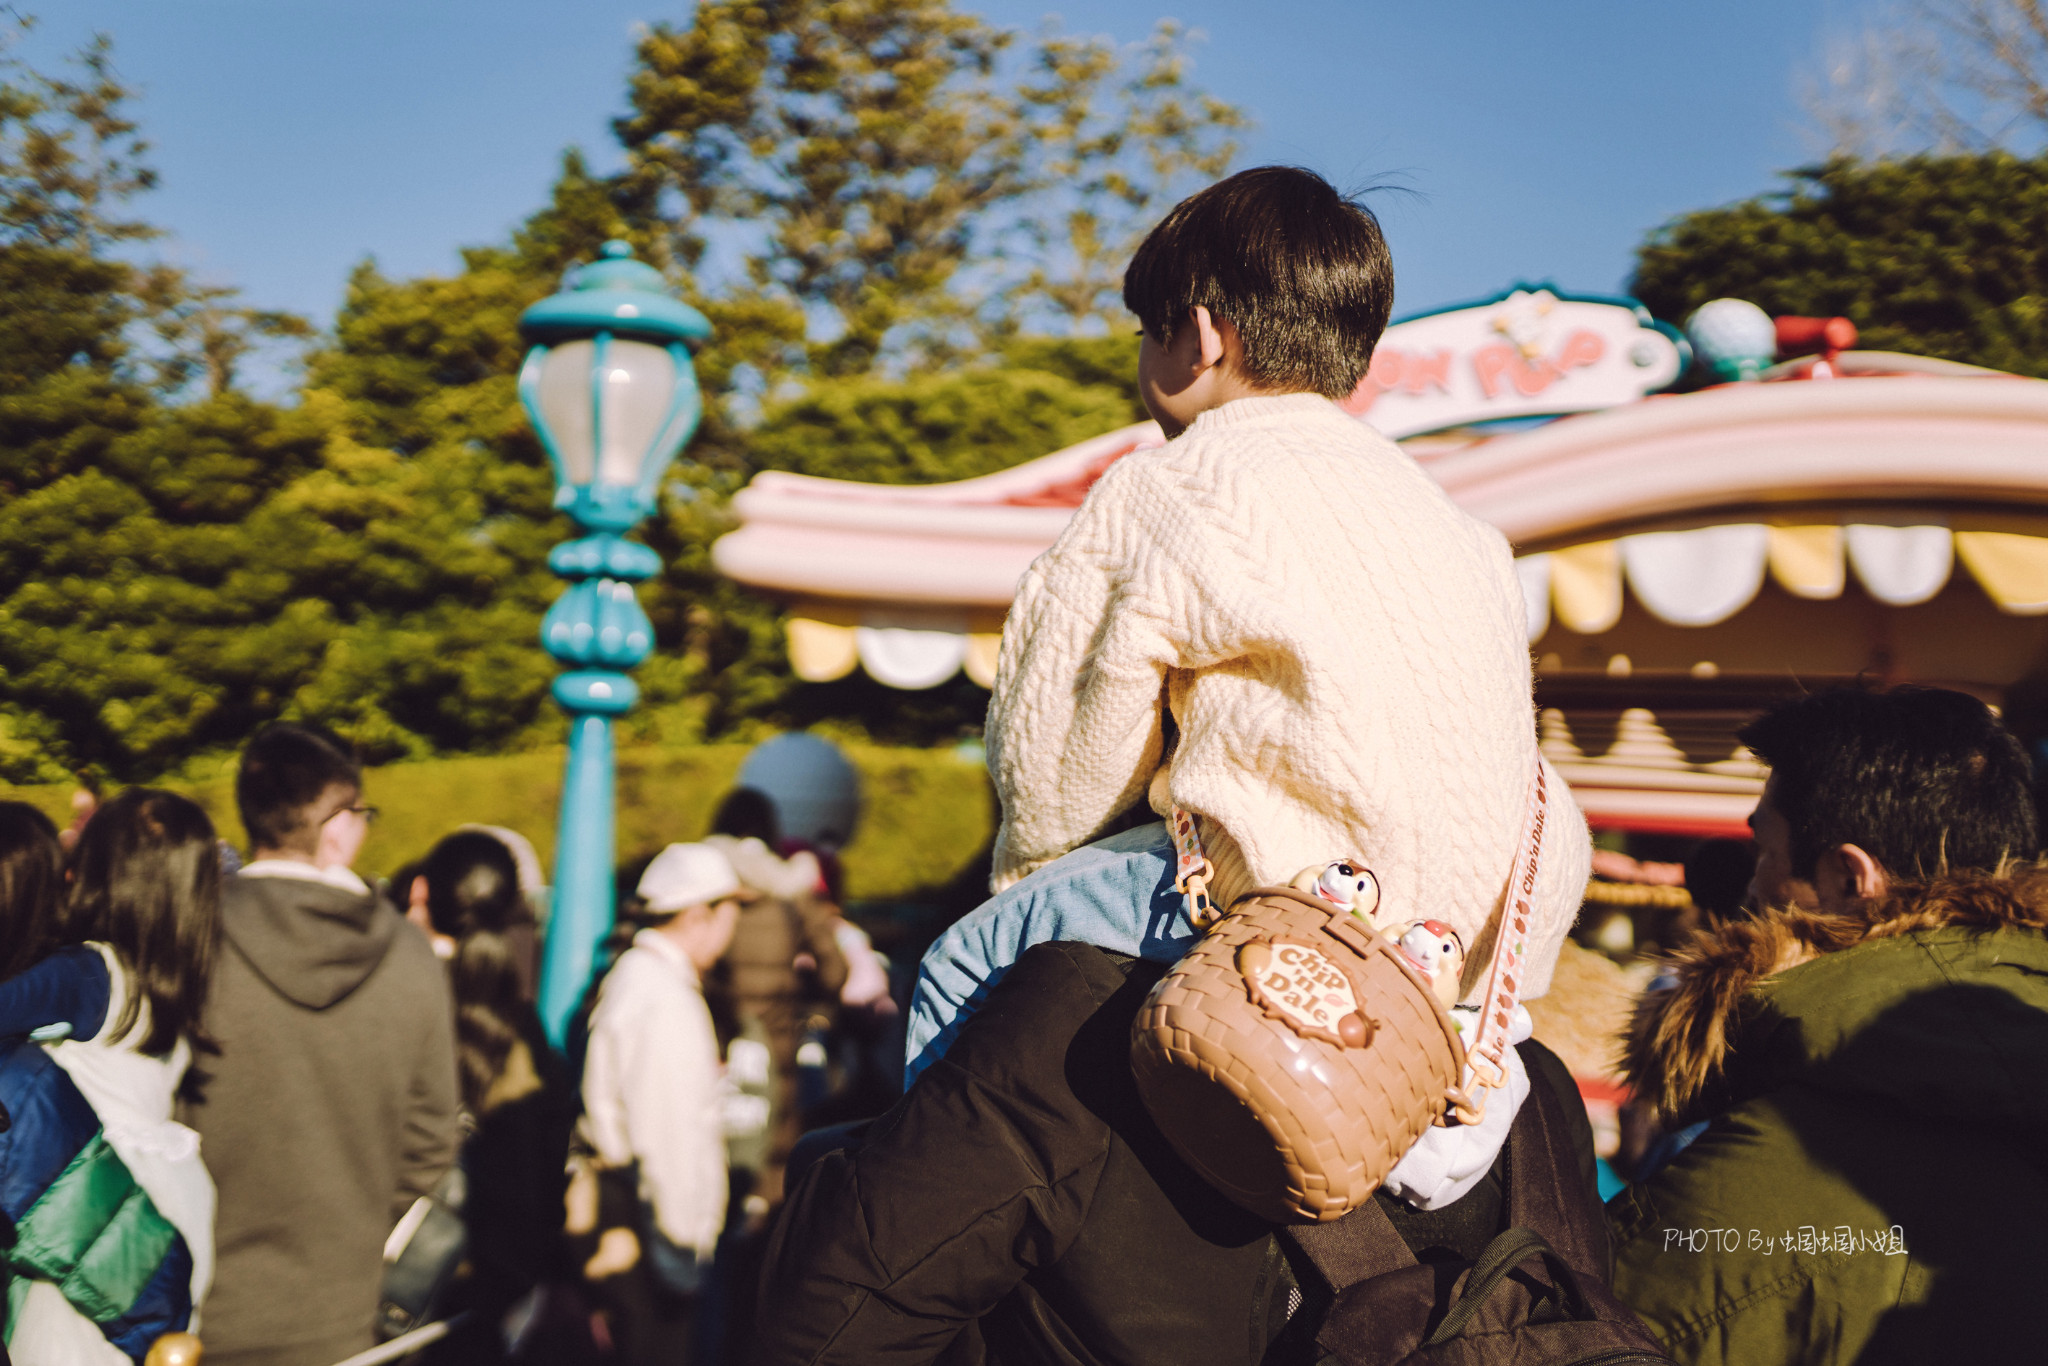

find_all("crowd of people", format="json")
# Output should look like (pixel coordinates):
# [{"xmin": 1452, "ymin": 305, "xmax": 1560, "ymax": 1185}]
[
  {"xmin": 0, "ymin": 723, "xmax": 886, "ymax": 1366},
  {"xmin": 2, "ymin": 162, "xmax": 2044, "ymax": 1366}
]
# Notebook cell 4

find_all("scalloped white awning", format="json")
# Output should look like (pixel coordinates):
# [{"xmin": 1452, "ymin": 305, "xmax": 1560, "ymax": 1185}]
[
  {"xmin": 716, "ymin": 370, "xmax": 2048, "ymax": 688},
  {"xmin": 788, "ymin": 615, "xmax": 1002, "ymax": 688},
  {"xmin": 1519, "ymin": 523, "xmax": 2048, "ymax": 640}
]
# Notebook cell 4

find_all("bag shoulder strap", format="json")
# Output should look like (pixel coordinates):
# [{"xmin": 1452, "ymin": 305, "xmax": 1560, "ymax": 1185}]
[
  {"xmin": 1460, "ymin": 763, "xmax": 1549, "ymax": 1098},
  {"xmin": 1276, "ymin": 1195, "xmax": 1415, "ymax": 1294}
]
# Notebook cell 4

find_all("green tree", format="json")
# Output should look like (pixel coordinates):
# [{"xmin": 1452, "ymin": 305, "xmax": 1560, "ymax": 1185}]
[
  {"xmin": 0, "ymin": 2, "xmax": 1237, "ymax": 776},
  {"xmin": 293, "ymin": 0, "xmax": 1230, "ymax": 750},
  {"xmin": 0, "ymin": 23, "xmax": 241, "ymax": 779},
  {"xmin": 1004, "ymin": 22, "xmax": 1245, "ymax": 334},
  {"xmin": 618, "ymin": 0, "xmax": 1035, "ymax": 379},
  {"xmin": 0, "ymin": 25, "xmax": 340, "ymax": 779},
  {"xmin": 615, "ymin": 1, "xmax": 1242, "ymax": 381},
  {"xmin": 746, "ymin": 359, "xmax": 1136, "ymax": 485},
  {"xmin": 1631, "ymin": 153, "xmax": 2048, "ymax": 378}
]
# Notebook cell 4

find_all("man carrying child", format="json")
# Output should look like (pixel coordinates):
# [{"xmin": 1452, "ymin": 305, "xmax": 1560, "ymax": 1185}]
[{"xmin": 755, "ymin": 165, "xmax": 1597, "ymax": 1364}]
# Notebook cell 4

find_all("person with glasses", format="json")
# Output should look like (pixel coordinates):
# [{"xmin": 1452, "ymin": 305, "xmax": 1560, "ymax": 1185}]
[{"xmin": 182, "ymin": 722, "xmax": 460, "ymax": 1366}]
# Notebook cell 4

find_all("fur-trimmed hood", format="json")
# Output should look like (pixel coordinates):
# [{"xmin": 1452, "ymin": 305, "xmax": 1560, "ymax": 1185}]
[{"xmin": 1624, "ymin": 867, "xmax": 2048, "ymax": 1127}]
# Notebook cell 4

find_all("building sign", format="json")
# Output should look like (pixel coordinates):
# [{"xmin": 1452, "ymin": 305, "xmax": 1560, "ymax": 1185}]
[{"xmin": 1343, "ymin": 287, "xmax": 1688, "ymax": 439}]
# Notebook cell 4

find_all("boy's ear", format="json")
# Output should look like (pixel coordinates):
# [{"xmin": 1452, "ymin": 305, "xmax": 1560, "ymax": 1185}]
[{"xmin": 1190, "ymin": 305, "xmax": 1231, "ymax": 371}]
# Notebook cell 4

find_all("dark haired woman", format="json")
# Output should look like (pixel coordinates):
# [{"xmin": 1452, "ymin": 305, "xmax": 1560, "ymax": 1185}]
[
  {"xmin": 414, "ymin": 830, "xmax": 575, "ymax": 1364},
  {"xmin": 0, "ymin": 802, "xmax": 111, "ymax": 1045},
  {"xmin": 7, "ymin": 789, "xmax": 220, "ymax": 1364}
]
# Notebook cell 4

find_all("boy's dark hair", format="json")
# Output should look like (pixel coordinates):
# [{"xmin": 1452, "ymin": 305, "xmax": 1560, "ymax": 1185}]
[
  {"xmin": 237, "ymin": 722, "xmax": 361, "ymax": 855},
  {"xmin": 1739, "ymin": 685, "xmax": 2038, "ymax": 881},
  {"xmin": 1122, "ymin": 165, "xmax": 1394, "ymax": 400}
]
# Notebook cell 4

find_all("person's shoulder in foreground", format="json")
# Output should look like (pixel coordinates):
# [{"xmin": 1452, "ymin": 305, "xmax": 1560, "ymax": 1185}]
[
  {"xmin": 1609, "ymin": 685, "xmax": 2048, "ymax": 1364},
  {"xmin": 757, "ymin": 940, "xmax": 1284, "ymax": 1366},
  {"xmin": 763, "ymin": 938, "xmax": 1604, "ymax": 1366}
]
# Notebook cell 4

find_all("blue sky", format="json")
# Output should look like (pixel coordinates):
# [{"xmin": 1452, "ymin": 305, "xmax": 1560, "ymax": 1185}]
[{"xmin": 35, "ymin": 0, "xmax": 1882, "ymax": 333}]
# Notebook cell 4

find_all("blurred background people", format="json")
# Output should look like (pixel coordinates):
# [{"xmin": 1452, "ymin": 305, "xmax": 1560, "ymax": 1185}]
[
  {"xmin": 411, "ymin": 830, "xmax": 576, "ymax": 1365},
  {"xmin": 455, "ymin": 824, "xmax": 548, "ymax": 1002},
  {"xmin": 8, "ymin": 789, "xmax": 221, "ymax": 1364},
  {"xmin": 184, "ymin": 723, "xmax": 459, "ymax": 1366},
  {"xmin": 59, "ymin": 778, "xmax": 98, "ymax": 853},
  {"xmin": 579, "ymin": 842, "xmax": 744, "ymax": 1366},
  {"xmin": 701, "ymin": 788, "xmax": 845, "ymax": 1209}
]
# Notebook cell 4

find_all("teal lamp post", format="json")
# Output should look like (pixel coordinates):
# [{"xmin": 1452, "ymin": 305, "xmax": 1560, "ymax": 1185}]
[{"xmin": 518, "ymin": 240, "xmax": 711, "ymax": 1045}]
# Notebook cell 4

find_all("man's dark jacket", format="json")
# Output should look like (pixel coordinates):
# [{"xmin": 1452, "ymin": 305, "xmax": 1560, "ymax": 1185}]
[{"xmin": 756, "ymin": 941, "xmax": 1596, "ymax": 1365}]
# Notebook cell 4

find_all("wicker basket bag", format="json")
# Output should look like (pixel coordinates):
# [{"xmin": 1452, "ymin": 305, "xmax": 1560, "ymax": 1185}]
[
  {"xmin": 1132, "ymin": 767, "xmax": 1551, "ymax": 1223},
  {"xmin": 1130, "ymin": 887, "xmax": 1466, "ymax": 1221}
]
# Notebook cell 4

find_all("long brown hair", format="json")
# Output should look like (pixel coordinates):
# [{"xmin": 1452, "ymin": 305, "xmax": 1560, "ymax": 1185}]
[
  {"xmin": 423, "ymin": 831, "xmax": 529, "ymax": 1112},
  {"xmin": 61, "ymin": 789, "xmax": 221, "ymax": 1057},
  {"xmin": 0, "ymin": 802, "xmax": 64, "ymax": 981}
]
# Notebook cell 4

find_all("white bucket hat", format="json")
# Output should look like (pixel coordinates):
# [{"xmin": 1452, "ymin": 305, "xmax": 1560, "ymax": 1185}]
[{"xmin": 637, "ymin": 842, "xmax": 752, "ymax": 914}]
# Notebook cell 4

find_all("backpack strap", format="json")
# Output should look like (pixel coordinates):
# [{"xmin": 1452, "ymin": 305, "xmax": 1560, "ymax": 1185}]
[
  {"xmin": 1421, "ymin": 1225, "xmax": 1595, "ymax": 1347},
  {"xmin": 1277, "ymin": 1196, "xmax": 1416, "ymax": 1293},
  {"xmin": 1502, "ymin": 1064, "xmax": 1609, "ymax": 1278}
]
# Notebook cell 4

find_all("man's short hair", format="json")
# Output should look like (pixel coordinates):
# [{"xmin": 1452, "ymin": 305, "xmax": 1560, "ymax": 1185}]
[
  {"xmin": 237, "ymin": 722, "xmax": 361, "ymax": 855},
  {"xmin": 1739, "ymin": 685, "xmax": 2038, "ymax": 881},
  {"xmin": 1122, "ymin": 165, "xmax": 1394, "ymax": 400}
]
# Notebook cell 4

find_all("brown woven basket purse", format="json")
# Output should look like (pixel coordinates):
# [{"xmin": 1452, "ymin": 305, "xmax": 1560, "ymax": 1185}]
[{"xmin": 1131, "ymin": 766, "xmax": 1551, "ymax": 1223}]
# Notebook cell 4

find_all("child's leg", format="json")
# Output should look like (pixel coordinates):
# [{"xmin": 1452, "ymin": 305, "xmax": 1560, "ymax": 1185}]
[{"xmin": 904, "ymin": 821, "xmax": 1192, "ymax": 1085}]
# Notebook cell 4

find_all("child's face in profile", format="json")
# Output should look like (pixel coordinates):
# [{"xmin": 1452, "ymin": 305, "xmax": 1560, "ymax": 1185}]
[
  {"xmin": 1137, "ymin": 323, "xmax": 1207, "ymax": 439},
  {"xmin": 1137, "ymin": 306, "xmax": 1267, "ymax": 438}
]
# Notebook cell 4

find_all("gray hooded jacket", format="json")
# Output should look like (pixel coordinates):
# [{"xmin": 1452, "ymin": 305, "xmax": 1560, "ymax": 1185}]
[{"xmin": 183, "ymin": 871, "xmax": 459, "ymax": 1366}]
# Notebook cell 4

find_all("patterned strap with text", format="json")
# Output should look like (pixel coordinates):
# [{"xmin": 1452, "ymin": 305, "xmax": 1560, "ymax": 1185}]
[
  {"xmin": 1460, "ymin": 762, "xmax": 1549, "ymax": 1096},
  {"xmin": 1170, "ymin": 807, "xmax": 1216, "ymax": 928}
]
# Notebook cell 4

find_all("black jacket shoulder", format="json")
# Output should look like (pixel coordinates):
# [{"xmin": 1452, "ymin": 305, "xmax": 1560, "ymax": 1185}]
[{"xmin": 755, "ymin": 942, "xmax": 1599, "ymax": 1366}]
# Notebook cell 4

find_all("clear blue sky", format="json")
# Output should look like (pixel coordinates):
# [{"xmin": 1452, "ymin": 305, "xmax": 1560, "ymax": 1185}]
[{"xmin": 35, "ymin": 0, "xmax": 1881, "ymax": 331}]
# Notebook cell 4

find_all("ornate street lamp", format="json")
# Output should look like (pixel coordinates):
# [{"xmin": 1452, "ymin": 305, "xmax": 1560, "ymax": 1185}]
[{"xmin": 518, "ymin": 240, "xmax": 711, "ymax": 1044}]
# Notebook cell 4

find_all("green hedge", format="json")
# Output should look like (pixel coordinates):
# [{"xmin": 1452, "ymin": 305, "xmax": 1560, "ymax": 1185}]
[{"xmin": 0, "ymin": 741, "xmax": 996, "ymax": 904}]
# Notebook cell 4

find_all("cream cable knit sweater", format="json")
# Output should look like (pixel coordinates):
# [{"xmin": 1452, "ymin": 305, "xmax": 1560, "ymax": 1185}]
[{"xmin": 985, "ymin": 393, "xmax": 1589, "ymax": 998}]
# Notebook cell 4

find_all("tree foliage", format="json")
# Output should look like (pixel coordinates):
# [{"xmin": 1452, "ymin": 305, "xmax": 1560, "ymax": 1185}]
[
  {"xmin": 1631, "ymin": 153, "xmax": 2048, "ymax": 378},
  {"xmin": 1807, "ymin": 0, "xmax": 2048, "ymax": 158},
  {"xmin": 615, "ymin": 1, "xmax": 1240, "ymax": 380},
  {"xmin": 0, "ymin": 4, "xmax": 1237, "ymax": 779},
  {"xmin": 747, "ymin": 344, "xmax": 1140, "ymax": 485}
]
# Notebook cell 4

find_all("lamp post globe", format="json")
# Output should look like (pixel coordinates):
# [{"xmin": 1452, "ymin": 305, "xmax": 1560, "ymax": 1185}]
[{"xmin": 518, "ymin": 240, "xmax": 711, "ymax": 1045}]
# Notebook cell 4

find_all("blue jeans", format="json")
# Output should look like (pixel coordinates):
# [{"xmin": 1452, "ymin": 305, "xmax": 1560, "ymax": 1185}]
[{"xmin": 904, "ymin": 822, "xmax": 1195, "ymax": 1085}]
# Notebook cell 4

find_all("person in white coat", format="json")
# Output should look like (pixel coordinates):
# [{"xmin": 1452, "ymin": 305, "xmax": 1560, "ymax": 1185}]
[{"xmin": 581, "ymin": 842, "xmax": 745, "ymax": 1366}]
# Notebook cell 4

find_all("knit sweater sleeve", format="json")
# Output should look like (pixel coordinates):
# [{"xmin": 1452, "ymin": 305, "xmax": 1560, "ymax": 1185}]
[{"xmin": 986, "ymin": 461, "xmax": 1182, "ymax": 891}]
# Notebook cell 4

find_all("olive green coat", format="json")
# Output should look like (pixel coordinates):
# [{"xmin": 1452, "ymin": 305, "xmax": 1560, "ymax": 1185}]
[{"xmin": 1609, "ymin": 913, "xmax": 2048, "ymax": 1364}]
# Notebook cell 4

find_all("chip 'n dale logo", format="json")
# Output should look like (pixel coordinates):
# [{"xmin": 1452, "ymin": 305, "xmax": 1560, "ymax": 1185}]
[{"xmin": 1237, "ymin": 940, "xmax": 1375, "ymax": 1049}]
